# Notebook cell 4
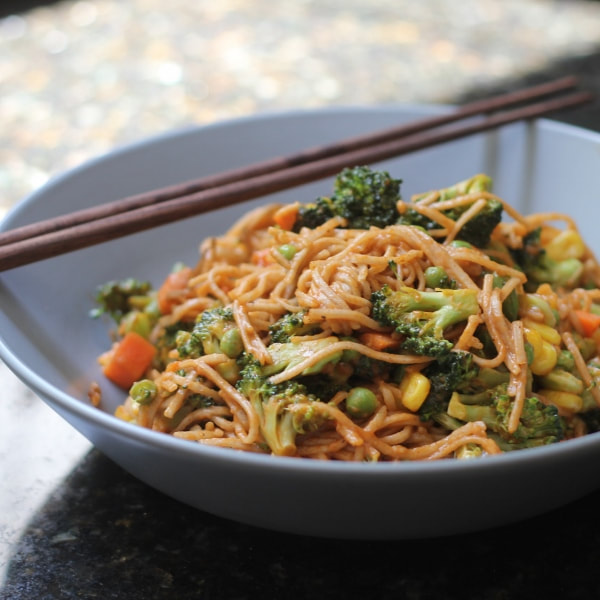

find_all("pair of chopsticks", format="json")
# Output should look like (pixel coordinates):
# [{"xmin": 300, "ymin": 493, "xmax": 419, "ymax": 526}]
[{"xmin": 0, "ymin": 76, "xmax": 592, "ymax": 272}]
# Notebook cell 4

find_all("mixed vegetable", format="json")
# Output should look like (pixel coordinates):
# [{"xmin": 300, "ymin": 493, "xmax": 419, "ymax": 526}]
[{"xmin": 91, "ymin": 166, "xmax": 600, "ymax": 459}]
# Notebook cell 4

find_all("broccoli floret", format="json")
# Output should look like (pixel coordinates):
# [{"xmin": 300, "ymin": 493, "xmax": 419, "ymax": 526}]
[
  {"xmin": 371, "ymin": 285, "xmax": 480, "ymax": 357},
  {"xmin": 451, "ymin": 198, "xmax": 503, "ymax": 248},
  {"xmin": 295, "ymin": 374, "xmax": 348, "ymax": 403},
  {"xmin": 187, "ymin": 394, "xmax": 218, "ymax": 409},
  {"xmin": 398, "ymin": 174, "xmax": 502, "ymax": 248},
  {"xmin": 292, "ymin": 166, "xmax": 401, "ymax": 231},
  {"xmin": 292, "ymin": 196, "xmax": 336, "ymax": 230},
  {"xmin": 176, "ymin": 307, "xmax": 243, "ymax": 359},
  {"xmin": 90, "ymin": 278, "xmax": 153, "ymax": 323},
  {"xmin": 332, "ymin": 166, "xmax": 402, "ymax": 229},
  {"xmin": 418, "ymin": 350, "xmax": 479, "ymax": 422},
  {"xmin": 344, "ymin": 351, "xmax": 392, "ymax": 383},
  {"xmin": 261, "ymin": 337, "xmax": 344, "ymax": 378},
  {"xmin": 268, "ymin": 310, "xmax": 317, "ymax": 343},
  {"xmin": 291, "ymin": 337, "xmax": 393, "ymax": 397},
  {"xmin": 511, "ymin": 228, "xmax": 583, "ymax": 290},
  {"xmin": 237, "ymin": 353, "xmax": 329, "ymax": 455},
  {"xmin": 235, "ymin": 336, "xmax": 350, "ymax": 454},
  {"xmin": 447, "ymin": 383, "xmax": 564, "ymax": 450}
]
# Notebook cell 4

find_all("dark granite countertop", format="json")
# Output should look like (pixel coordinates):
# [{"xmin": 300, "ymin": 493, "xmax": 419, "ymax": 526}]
[
  {"xmin": 4, "ymin": 448, "xmax": 600, "ymax": 600},
  {"xmin": 3, "ymin": 2, "xmax": 600, "ymax": 598}
]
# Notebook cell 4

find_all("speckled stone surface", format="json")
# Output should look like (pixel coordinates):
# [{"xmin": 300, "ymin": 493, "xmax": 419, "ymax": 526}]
[
  {"xmin": 2, "ymin": 0, "xmax": 600, "ymax": 216},
  {"xmin": 3, "ymin": 1, "xmax": 600, "ymax": 598},
  {"xmin": 3, "ymin": 448, "xmax": 600, "ymax": 600}
]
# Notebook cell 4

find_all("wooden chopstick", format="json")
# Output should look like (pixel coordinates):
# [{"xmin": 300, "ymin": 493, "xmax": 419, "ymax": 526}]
[
  {"xmin": 0, "ymin": 76, "xmax": 579, "ymax": 249},
  {"xmin": 0, "ymin": 82, "xmax": 592, "ymax": 272}
]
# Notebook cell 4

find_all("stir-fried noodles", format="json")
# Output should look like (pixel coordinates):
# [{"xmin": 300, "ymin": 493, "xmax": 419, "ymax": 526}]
[{"xmin": 92, "ymin": 167, "xmax": 600, "ymax": 460}]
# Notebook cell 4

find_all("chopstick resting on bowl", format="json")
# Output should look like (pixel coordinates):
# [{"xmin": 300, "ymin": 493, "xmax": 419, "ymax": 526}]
[{"xmin": 0, "ymin": 76, "xmax": 592, "ymax": 272}]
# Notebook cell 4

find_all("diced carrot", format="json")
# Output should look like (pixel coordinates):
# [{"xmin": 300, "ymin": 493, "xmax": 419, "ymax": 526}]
[
  {"xmin": 102, "ymin": 331, "xmax": 157, "ymax": 389},
  {"xmin": 251, "ymin": 248, "xmax": 275, "ymax": 267},
  {"xmin": 359, "ymin": 332, "xmax": 400, "ymax": 351},
  {"xmin": 273, "ymin": 203, "xmax": 299, "ymax": 231},
  {"xmin": 157, "ymin": 266, "xmax": 192, "ymax": 314},
  {"xmin": 574, "ymin": 309, "xmax": 600, "ymax": 338}
]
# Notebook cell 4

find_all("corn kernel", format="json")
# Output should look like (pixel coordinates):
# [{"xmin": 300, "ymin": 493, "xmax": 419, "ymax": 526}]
[
  {"xmin": 540, "ymin": 389, "xmax": 583, "ymax": 413},
  {"xmin": 544, "ymin": 229, "xmax": 585, "ymax": 261},
  {"xmin": 539, "ymin": 225, "xmax": 562, "ymax": 246},
  {"xmin": 400, "ymin": 372, "xmax": 431, "ymax": 412},
  {"xmin": 523, "ymin": 318, "xmax": 562, "ymax": 345},
  {"xmin": 530, "ymin": 340, "xmax": 558, "ymax": 375},
  {"xmin": 524, "ymin": 327, "xmax": 543, "ymax": 357}
]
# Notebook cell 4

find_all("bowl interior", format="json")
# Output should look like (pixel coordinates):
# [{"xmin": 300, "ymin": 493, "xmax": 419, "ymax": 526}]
[{"xmin": 2, "ymin": 106, "xmax": 600, "ymax": 538}]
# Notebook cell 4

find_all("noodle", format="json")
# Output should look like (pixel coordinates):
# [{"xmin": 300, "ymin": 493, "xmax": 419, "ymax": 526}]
[{"xmin": 98, "ymin": 170, "xmax": 600, "ymax": 462}]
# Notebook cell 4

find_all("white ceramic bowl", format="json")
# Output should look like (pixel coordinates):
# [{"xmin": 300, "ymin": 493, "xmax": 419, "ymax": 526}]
[{"xmin": 2, "ymin": 106, "xmax": 600, "ymax": 539}]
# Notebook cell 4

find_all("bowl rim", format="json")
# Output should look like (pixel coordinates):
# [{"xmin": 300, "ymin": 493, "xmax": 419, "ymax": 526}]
[{"xmin": 2, "ymin": 104, "xmax": 600, "ymax": 476}]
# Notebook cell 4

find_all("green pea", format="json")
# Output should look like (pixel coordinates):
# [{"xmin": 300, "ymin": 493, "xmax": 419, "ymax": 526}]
[
  {"xmin": 216, "ymin": 358, "xmax": 240, "ymax": 384},
  {"xmin": 220, "ymin": 327, "xmax": 243, "ymax": 358},
  {"xmin": 340, "ymin": 338, "xmax": 361, "ymax": 363},
  {"xmin": 424, "ymin": 266, "xmax": 450, "ymax": 289},
  {"xmin": 129, "ymin": 379, "xmax": 157, "ymax": 405},
  {"xmin": 346, "ymin": 387, "xmax": 377, "ymax": 419},
  {"xmin": 341, "ymin": 349, "xmax": 361, "ymax": 363},
  {"xmin": 450, "ymin": 240, "xmax": 474, "ymax": 249},
  {"xmin": 277, "ymin": 244, "xmax": 298, "ymax": 261}
]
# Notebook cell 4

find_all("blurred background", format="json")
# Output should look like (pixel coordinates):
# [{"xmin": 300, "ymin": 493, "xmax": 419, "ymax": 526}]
[{"xmin": 2, "ymin": 0, "xmax": 600, "ymax": 219}]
